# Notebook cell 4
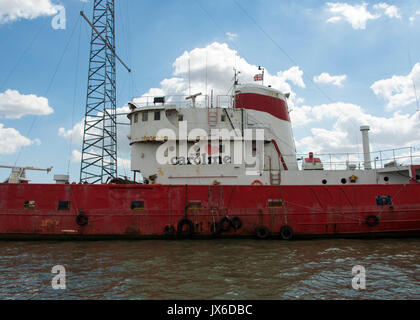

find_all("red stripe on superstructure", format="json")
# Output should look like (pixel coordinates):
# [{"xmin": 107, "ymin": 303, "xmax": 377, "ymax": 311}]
[{"xmin": 235, "ymin": 93, "xmax": 290, "ymax": 122}]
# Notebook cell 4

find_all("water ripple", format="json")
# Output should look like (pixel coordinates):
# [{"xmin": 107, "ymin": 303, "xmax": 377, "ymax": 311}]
[{"xmin": 0, "ymin": 239, "xmax": 419, "ymax": 299}]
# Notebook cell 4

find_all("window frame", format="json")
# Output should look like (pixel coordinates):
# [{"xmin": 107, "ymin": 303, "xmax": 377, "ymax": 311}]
[
  {"xmin": 131, "ymin": 200, "xmax": 145, "ymax": 210},
  {"xmin": 267, "ymin": 199, "xmax": 283, "ymax": 208},
  {"xmin": 58, "ymin": 201, "xmax": 71, "ymax": 210},
  {"xmin": 154, "ymin": 111, "xmax": 161, "ymax": 121}
]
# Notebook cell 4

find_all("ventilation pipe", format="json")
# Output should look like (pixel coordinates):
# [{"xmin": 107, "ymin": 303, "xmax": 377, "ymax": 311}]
[{"xmin": 360, "ymin": 126, "xmax": 372, "ymax": 170}]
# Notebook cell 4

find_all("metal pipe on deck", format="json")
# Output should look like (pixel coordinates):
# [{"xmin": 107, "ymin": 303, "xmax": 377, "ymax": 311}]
[{"xmin": 360, "ymin": 125, "xmax": 372, "ymax": 170}]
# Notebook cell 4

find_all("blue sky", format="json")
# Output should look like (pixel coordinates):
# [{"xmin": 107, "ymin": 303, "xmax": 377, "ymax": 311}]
[{"xmin": 0, "ymin": 0, "xmax": 419, "ymax": 182}]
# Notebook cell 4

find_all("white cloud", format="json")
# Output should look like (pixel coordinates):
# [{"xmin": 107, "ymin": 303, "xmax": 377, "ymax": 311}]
[
  {"xmin": 136, "ymin": 42, "xmax": 304, "ymax": 110},
  {"xmin": 0, "ymin": 123, "xmax": 40, "ymax": 154},
  {"xmin": 277, "ymin": 66, "xmax": 306, "ymax": 88},
  {"xmin": 409, "ymin": 10, "xmax": 420, "ymax": 24},
  {"xmin": 313, "ymin": 72, "xmax": 347, "ymax": 87},
  {"xmin": 0, "ymin": 0, "xmax": 59, "ymax": 24},
  {"xmin": 0, "ymin": 89, "xmax": 53, "ymax": 119},
  {"xmin": 70, "ymin": 149, "xmax": 131, "ymax": 172},
  {"xmin": 370, "ymin": 63, "xmax": 420, "ymax": 110},
  {"xmin": 292, "ymin": 102, "xmax": 420, "ymax": 155},
  {"xmin": 326, "ymin": 16, "xmax": 342, "ymax": 23},
  {"xmin": 59, "ymin": 105, "xmax": 131, "ymax": 155},
  {"xmin": 373, "ymin": 3, "xmax": 401, "ymax": 19},
  {"xmin": 58, "ymin": 119, "xmax": 84, "ymax": 145},
  {"xmin": 226, "ymin": 32, "xmax": 238, "ymax": 41},
  {"xmin": 326, "ymin": 2, "xmax": 381, "ymax": 30},
  {"xmin": 70, "ymin": 149, "xmax": 81, "ymax": 163}
]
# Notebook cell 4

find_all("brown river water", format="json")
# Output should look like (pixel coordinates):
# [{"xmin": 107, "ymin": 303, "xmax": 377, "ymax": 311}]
[{"xmin": 0, "ymin": 239, "xmax": 419, "ymax": 300}]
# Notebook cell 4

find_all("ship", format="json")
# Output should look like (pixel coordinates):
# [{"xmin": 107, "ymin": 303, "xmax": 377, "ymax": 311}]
[
  {"xmin": 0, "ymin": 2, "xmax": 419, "ymax": 240},
  {"xmin": 1, "ymin": 81, "xmax": 419, "ymax": 240}
]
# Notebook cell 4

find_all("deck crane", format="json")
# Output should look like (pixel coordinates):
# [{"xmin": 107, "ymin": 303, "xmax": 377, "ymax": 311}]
[{"xmin": 0, "ymin": 165, "xmax": 53, "ymax": 183}]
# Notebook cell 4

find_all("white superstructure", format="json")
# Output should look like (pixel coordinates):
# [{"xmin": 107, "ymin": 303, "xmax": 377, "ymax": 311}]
[{"xmin": 127, "ymin": 84, "xmax": 420, "ymax": 186}]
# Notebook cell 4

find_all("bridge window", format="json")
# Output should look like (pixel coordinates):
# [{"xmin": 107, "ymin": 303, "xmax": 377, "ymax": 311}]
[
  {"xmin": 142, "ymin": 112, "xmax": 148, "ymax": 121},
  {"xmin": 58, "ymin": 201, "xmax": 70, "ymax": 210},
  {"xmin": 154, "ymin": 111, "xmax": 161, "ymax": 121},
  {"xmin": 178, "ymin": 114, "xmax": 184, "ymax": 121},
  {"xmin": 131, "ymin": 201, "xmax": 145, "ymax": 210},
  {"xmin": 24, "ymin": 201, "xmax": 36, "ymax": 210}
]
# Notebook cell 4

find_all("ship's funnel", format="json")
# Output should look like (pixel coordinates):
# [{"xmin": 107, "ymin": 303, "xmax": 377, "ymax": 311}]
[{"xmin": 360, "ymin": 125, "xmax": 371, "ymax": 170}]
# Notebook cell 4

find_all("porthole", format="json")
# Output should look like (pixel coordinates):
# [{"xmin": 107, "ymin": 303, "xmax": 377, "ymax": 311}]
[
  {"xmin": 341, "ymin": 178, "xmax": 347, "ymax": 184},
  {"xmin": 384, "ymin": 176, "xmax": 389, "ymax": 182},
  {"xmin": 322, "ymin": 179, "xmax": 327, "ymax": 185}
]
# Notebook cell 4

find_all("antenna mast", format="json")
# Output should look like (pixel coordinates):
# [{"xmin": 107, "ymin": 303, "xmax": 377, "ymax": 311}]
[{"xmin": 80, "ymin": 0, "xmax": 130, "ymax": 184}]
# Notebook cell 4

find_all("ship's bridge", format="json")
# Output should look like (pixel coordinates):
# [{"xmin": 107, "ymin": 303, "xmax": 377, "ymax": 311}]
[{"xmin": 126, "ymin": 86, "xmax": 299, "ymax": 185}]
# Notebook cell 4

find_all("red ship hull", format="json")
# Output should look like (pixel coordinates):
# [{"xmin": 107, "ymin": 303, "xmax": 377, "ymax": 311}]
[{"xmin": 0, "ymin": 183, "xmax": 419, "ymax": 240}]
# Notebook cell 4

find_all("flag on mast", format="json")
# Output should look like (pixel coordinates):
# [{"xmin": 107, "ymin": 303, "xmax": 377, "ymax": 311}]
[{"xmin": 254, "ymin": 74, "xmax": 263, "ymax": 81}]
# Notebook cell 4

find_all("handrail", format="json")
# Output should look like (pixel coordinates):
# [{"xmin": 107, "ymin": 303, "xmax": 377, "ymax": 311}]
[{"xmin": 295, "ymin": 147, "xmax": 420, "ymax": 170}]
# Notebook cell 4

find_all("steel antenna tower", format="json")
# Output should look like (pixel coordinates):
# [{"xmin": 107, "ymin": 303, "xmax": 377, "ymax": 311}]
[{"xmin": 80, "ymin": 0, "xmax": 130, "ymax": 184}]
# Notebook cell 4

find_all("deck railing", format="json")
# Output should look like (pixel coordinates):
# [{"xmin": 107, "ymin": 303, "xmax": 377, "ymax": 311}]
[
  {"xmin": 295, "ymin": 147, "xmax": 420, "ymax": 170},
  {"xmin": 130, "ymin": 94, "xmax": 237, "ymax": 110}
]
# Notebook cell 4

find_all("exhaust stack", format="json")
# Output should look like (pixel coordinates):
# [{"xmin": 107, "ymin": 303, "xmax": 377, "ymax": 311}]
[{"xmin": 360, "ymin": 125, "xmax": 372, "ymax": 170}]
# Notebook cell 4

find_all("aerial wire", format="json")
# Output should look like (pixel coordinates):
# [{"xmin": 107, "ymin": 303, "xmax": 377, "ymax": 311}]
[
  {"xmin": 233, "ymin": 0, "xmax": 335, "ymax": 104},
  {"xmin": 67, "ymin": 20, "xmax": 83, "ymax": 177},
  {"xmin": 0, "ymin": 21, "xmax": 48, "ymax": 92},
  {"xmin": 14, "ymin": 14, "xmax": 82, "ymax": 166},
  {"xmin": 232, "ymin": 1, "xmax": 364, "ymax": 157},
  {"xmin": 408, "ymin": 52, "xmax": 420, "ymax": 114}
]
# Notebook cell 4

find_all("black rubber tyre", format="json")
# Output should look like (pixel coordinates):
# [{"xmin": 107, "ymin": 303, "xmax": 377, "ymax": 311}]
[
  {"xmin": 256, "ymin": 225, "xmax": 270, "ymax": 239},
  {"xmin": 164, "ymin": 225, "xmax": 175, "ymax": 236},
  {"xmin": 177, "ymin": 219, "xmax": 194, "ymax": 238},
  {"xmin": 109, "ymin": 178, "xmax": 125, "ymax": 184},
  {"xmin": 219, "ymin": 216, "xmax": 231, "ymax": 232},
  {"xmin": 231, "ymin": 217, "xmax": 242, "ymax": 230},
  {"xmin": 76, "ymin": 213, "xmax": 88, "ymax": 226},
  {"xmin": 366, "ymin": 215, "xmax": 379, "ymax": 227},
  {"xmin": 280, "ymin": 225, "xmax": 294, "ymax": 240}
]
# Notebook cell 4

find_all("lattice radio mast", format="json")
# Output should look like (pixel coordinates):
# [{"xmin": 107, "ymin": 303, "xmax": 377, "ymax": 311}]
[{"xmin": 80, "ymin": 0, "xmax": 130, "ymax": 184}]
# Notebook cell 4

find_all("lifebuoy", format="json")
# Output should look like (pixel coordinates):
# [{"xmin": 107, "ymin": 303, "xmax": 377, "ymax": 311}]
[
  {"xmin": 231, "ymin": 217, "xmax": 242, "ymax": 230},
  {"xmin": 177, "ymin": 219, "xmax": 194, "ymax": 237},
  {"xmin": 280, "ymin": 225, "xmax": 294, "ymax": 240},
  {"xmin": 256, "ymin": 225, "xmax": 270, "ymax": 239},
  {"xmin": 164, "ymin": 225, "xmax": 175, "ymax": 236},
  {"xmin": 76, "ymin": 213, "xmax": 88, "ymax": 226},
  {"xmin": 219, "ymin": 216, "xmax": 231, "ymax": 232},
  {"xmin": 366, "ymin": 215, "xmax": 379, "ymax": 227},
  {"xmin": 251, "ymin": 180, "xmax": 263, "ymax": 186}
]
